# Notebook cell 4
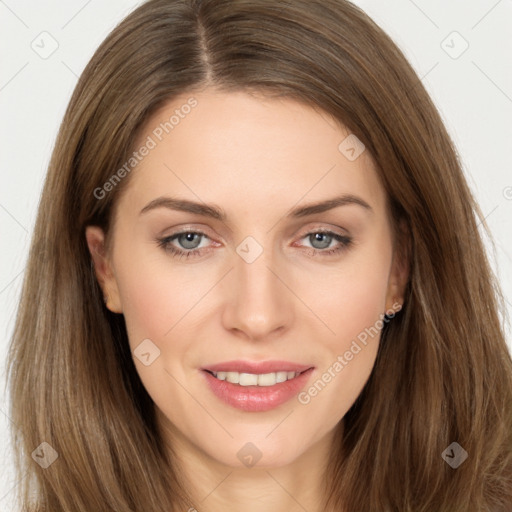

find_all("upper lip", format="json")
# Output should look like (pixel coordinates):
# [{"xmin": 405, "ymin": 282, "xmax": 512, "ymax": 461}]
[{"xmin": 201, "ymin": 360, "xmax": 314, "ymax": 374}]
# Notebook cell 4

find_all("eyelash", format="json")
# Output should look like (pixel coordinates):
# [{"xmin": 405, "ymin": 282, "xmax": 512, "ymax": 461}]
[{"xmin": 156, "ymin": 229, "xmax": 353, "ymax": 260}]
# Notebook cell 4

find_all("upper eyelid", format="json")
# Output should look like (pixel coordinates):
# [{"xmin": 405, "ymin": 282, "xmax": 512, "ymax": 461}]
[{"xmin": 165, "ymin": 222, "xmax": 348, "ymax": 239}]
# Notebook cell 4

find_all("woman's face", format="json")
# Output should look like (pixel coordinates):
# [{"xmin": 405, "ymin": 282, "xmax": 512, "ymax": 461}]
[{"xmin": 87, "ymin": 89, "xmax": 406, "ymax": 469}]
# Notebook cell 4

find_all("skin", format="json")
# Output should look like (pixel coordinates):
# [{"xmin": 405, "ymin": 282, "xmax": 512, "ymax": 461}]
[{"xmin": 86, "ymin": 88, "xmax": 408, "ymax": 512}]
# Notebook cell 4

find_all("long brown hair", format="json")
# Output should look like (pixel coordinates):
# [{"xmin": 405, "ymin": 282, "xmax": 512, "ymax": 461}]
[{"xmin": 7, "ymin": 0, "xmax": 512, "ymax": 510}]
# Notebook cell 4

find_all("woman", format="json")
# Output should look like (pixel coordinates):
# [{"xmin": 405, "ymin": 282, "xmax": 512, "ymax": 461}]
[{"xmin": 7, "ymin": 0, "xmax": 512, "ymax": 510}]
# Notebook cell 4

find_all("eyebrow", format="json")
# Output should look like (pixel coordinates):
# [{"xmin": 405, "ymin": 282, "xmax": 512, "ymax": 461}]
[{"xmin": 139, "ymin": 194, "xmax": 373, "ymax": 220}]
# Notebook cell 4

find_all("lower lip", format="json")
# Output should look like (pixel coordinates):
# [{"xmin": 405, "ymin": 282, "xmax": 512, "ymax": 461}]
[{"xmin": 202, "ymin": 368, "xmax": 314, "ymax": 412}]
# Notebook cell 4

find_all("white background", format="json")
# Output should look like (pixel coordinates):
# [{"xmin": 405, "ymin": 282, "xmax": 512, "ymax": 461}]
[{"xmin": 1, "ymin": 0, "xmax": 511, "ymax": 508}]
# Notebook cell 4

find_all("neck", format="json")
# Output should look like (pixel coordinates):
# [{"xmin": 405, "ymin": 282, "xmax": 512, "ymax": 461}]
[{"xmin": 158, "ymin": 413, "xmax": 342, "ymax": 512}]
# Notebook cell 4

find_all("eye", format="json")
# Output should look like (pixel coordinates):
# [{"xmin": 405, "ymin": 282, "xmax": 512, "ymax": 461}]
[
  {"xmin": 171, "ymin": 232, "xmax": 204, "ymax": 250},
  {"xmin": 297, "ymin": 230, "xmax": 353, "ymax": 257},
  {"xmin": 156, "ymin": 228, "xmax": 353, "ymax": 260},
  {"xmin": 156, "ymin": 230, "xmax": 212, "ymax": 259}
]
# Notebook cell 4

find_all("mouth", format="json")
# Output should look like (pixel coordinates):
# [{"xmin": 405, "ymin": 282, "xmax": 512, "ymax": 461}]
[{"xmin": 200, "ymin": 360, "xmax": 315, "ymax": 412}]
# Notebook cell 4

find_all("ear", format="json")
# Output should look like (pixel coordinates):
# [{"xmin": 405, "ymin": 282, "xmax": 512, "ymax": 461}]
[
  {"xmin": 85, "ymin": 226, "xmax": 123, "ymax": 313},
  {"xmin": 384, "ymin": 219, "xmax": 410, "ymax": 314}
]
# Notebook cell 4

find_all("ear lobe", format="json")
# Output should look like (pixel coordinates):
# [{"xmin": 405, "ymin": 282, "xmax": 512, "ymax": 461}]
[{"xmin": 85, "ymin": 226, "xmax": 123, "ymax": 313}]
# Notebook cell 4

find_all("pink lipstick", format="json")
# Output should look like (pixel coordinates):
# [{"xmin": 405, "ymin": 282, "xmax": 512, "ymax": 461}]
[{"xmin": 201, "ymin": 360, "xmax": 314, "ymax": 412}]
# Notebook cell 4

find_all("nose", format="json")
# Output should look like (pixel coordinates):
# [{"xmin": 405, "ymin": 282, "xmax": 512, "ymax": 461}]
[{"xmin": 221, "ymin": 243, "xmax": 294, "ymax": 341}]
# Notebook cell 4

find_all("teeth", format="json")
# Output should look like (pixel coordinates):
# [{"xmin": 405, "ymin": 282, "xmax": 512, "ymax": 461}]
[{"xmin": 211, "ymin": 370, "xmax": 301, "ymax": 386}]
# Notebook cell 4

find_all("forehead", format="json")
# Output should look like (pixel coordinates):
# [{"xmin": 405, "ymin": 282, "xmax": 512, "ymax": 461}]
[{"xmin": 116, "ymin": 89, "xmax": 387, "ymax": 222}]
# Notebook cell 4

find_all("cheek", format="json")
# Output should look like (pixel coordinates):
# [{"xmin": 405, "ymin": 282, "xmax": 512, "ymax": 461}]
[
  {"xmin": 112, "ymin": 251, "xmax": 200, "ymax": 412},
  {"xmin": 295, "ymin": 240, "xmax": 392, "ymax": 343},
  {"xmin": 330, "ymin": 266, "xmax": 389, "ymax": 341},
  {"xmin": 293, "ymin": 237, "xmax": 392, "ymax": 407},
  {"xmin": 112, "ymin": 247, "xmax": 197, "ymax": 349}
]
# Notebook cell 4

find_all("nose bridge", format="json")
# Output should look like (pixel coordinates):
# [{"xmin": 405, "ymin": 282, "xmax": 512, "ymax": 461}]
[{"xmin": 222, "ymin": 235, "xmax": 292, "ymax": 339}]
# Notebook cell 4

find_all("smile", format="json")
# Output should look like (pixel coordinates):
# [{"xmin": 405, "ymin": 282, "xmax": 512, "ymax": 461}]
[
  {"xmin": 202, "ymin": 367, "xmax": 315, "ymax": 412},
  {"xmin": 206, "ymin": 370, "xmax": 306, "ymax": 387}
]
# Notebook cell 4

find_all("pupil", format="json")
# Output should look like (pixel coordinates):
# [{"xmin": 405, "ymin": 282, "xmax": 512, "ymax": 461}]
[
  {"xmin": 311, "ymin": 233, "xmax": 331, "ymax": 249},
  {"xmin": 180, "ymin": 233, "xmax": 200, "ymax": 249}
]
